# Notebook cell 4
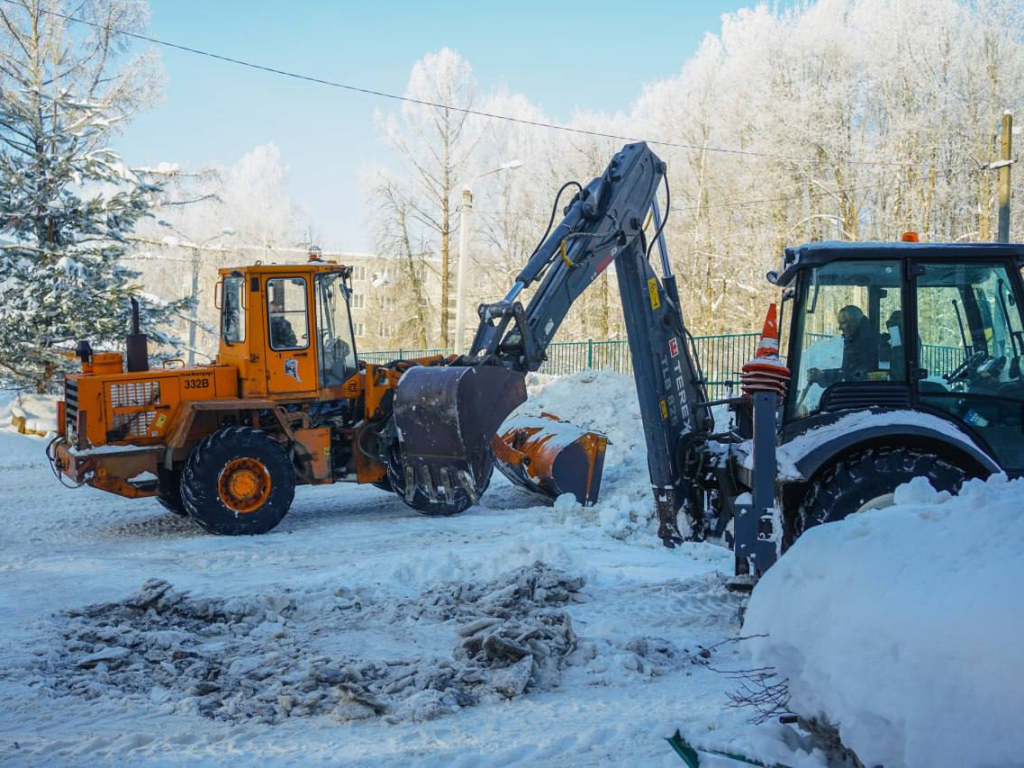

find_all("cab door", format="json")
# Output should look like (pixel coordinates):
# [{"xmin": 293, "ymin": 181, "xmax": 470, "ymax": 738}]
[
  {"xmin": 265, "ymin": 275, "xmax": 317, "ymax": 396},
  {"xmin": 912, "ymin": 260, "xmax": 1024, "ymax": 473}
]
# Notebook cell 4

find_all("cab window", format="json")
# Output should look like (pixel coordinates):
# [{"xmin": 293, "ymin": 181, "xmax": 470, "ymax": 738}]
[
  {"xmin": 915, "ymin": 262, "xmax": 1024, "ymax": 471},
  {"xmin": 788, "ymin": 260, "xmax": 905, "ymax": 419},
  {"xmin": 267, "ymin": 277, "xmax": 309, "ymax": 351},
  {"xmin": 315, "ymin": 272, "xmax": 358, "ymax": 387},
  {"xmin": 221, "ymin": 276, "xmax": 245, "ymax": 343}
]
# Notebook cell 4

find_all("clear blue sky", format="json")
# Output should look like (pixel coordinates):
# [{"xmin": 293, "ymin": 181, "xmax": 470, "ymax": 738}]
[{"xmin": 116, "ymin": 1, "xmax": 758, "ymax": 251}]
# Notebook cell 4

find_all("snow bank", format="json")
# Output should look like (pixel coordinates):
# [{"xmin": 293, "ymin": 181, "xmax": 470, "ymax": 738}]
[
  {"xmin": 2, "ymin": 391, "xmax": 57, "ymax": 436},
  {"xmin": 743, "ymin": 475, "xmax": 1024, "ymax": 768},
  {"xmin": 506, "ymin": 370, "xmax": 660, "ymax": 542},
  {"xmin": 505, "ymin": 369, "xmax": 745, "ymax": 543}
]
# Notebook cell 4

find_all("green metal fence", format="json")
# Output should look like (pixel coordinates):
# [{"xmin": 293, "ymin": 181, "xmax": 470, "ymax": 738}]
[
  {"xmin": 361, "ymin": 334, "xmax": 964, "ymax": 401},
  {"xmin": 360, "ymin": 334, "xmax": 761, "ymax": 399},
  {"xmin": 921, "ymin": 344, "xmax": 964, "ymax": 377},
  {"xmin": 359, "ymin": 347, "xmax": 452, "ymax": 365}
]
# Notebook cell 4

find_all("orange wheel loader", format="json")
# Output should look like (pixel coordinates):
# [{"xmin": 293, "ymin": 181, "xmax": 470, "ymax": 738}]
[{"xmin": 47, "ymin": 255, "xmax": 535, "ymax": 534}]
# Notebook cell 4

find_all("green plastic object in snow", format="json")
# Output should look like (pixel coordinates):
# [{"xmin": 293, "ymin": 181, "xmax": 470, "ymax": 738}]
[{"xmin": 665, "ymin": 730, "xmax": 790, "ymax": 767}]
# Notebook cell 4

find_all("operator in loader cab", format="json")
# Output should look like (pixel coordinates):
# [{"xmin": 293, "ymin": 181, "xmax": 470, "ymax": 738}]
[
  {"xmin": 808, "ymin": 305, "xmax": 879, "ymax": 386},
  {"xmin": 269, "ymin": 295, "xmax": 298, "ymax": 349}
]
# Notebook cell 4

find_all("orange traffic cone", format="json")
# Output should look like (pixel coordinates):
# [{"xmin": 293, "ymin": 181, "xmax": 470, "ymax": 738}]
[{"xmin": 741, "ymin": 303, "xmax": 791, "ymax": 397}]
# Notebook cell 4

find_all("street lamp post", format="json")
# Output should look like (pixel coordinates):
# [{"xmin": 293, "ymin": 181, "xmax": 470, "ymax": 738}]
[{"xmin": 453, "ymin": 160, "xmax": 522, "ymax": 355}]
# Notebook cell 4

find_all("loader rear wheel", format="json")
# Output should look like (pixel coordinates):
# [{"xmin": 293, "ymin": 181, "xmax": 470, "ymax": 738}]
[
  {"xmin": 385, "ymin": 443, "xmax": 493, "ymax": 517},
  {"xmin": 181, "ymin": 427, "xmax": 295, "ymax": 535},
  {"xmin": 157, "ymin": 466, "xmax": 187, "ymax": 516},
  {"xmin": 789, "ymin": 447, "xmax": 966, "ymax": 547}
]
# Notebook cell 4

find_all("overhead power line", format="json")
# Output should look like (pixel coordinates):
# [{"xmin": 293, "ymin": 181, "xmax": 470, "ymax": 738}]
[
  {"xmin": 471, "ymin": 176, "xmax": 931, "ymax": 219},
  {"xmin": 1, "ymin": 0, "xmax": 962, "ymax": 171}
]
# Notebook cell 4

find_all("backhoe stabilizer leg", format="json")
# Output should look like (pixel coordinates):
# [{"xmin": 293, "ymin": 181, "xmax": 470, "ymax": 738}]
[{"xmin": 655, "ymin": 487, "xmax": 684, "ymax": 547}]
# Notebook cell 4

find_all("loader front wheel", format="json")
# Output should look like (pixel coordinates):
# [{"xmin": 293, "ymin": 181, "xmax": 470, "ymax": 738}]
[
  {"xmin": 789, "ymin": 447, "xmax": 966, "ymax": 547},
  {"xmin": 181, "ymin": 427, "xmax": 295, "ymax": 535}
]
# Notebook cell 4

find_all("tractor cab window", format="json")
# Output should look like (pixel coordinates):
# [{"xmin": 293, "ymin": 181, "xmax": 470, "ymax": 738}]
[
  {"xmin": 915, "ymin": 262, "xmax": 1024, "ymax": 471},
  {"xmin": 221, "ymin": 276, "xmax": 245, "ymax": 343},
  {"xmin": 267, "ymin": 277, "xmax": 309, "ymax": 351},
  {"xmin": 789, "ymin": 260, "xmax": 905, "ymax": 419},
  {"xmin": 315, "ymin": 272, "xmax": 358, "ymax": 387}
]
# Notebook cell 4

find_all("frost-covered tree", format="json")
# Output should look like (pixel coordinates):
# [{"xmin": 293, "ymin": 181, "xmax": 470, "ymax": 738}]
[
  {"xmin": 0, "ymin": 0, "xmax": 184, "ymax": 392},
  {"xmin": 375, "ymin": 48, "xmax": 481, "ymax": 347},
  {"xmin": 221, "ymin": 143, "xmax": 301, "ymax": 255},
  {"xmin": 372, "ymin": 1, "xmax": 1024, "ymax": 346}
]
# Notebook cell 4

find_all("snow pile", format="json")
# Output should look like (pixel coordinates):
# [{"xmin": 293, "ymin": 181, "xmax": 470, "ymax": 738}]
[
  {"xmin": 27, "ymin": 561, "xmax": 689, "ymax": 728},
  {"xmin": 506, "ymin": 370, "xmax": 660, "ymax": 542},
  {"xmin": 33, "ymin": 564, "xmax": 582, "ymax": 724},
  {"xmin": 743, "ymin": 475, "xmax": 1024, "ymax": 768},
  {"xmin": 3, "ymin": 392, "xmax": 57, "ymax": 436}
]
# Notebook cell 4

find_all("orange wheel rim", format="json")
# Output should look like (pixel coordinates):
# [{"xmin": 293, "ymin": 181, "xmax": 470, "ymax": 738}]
[{"xmin": 217, "ymin": 457, "xmax": 272, "ymax": 514}]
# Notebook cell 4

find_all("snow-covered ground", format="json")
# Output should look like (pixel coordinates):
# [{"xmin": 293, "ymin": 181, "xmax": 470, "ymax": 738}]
[
  {"xmin": 8, "ymin": 370, "xmax": 1016, "ymax": 766},
  {"xmin": 0, "ymin": 373, "xmax": 822, "ymax": 767}
]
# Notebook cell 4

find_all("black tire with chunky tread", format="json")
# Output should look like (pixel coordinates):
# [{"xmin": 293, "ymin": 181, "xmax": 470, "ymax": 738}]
[
  {"xmin": 790, "ymin": 447, "xmax": 966, "ymax": 547},
  {"xmin": 181, "ymin": 427, "xmax": 296, "ymax": 535},
  {"xmin": 157, "ymin": 466, "xmax": 187, "ymax": 516},
  {"xmin": 385, "ymin": 441, "xmax": 492, "ymax": 517}
]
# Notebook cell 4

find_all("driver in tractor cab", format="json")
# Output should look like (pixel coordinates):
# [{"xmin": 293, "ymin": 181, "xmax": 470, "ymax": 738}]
[
  {"xmin": 808, "ymin": 305, "xmax": 880, "ymax": 387},
  {"xmin": 269, "ymin": 295, "xmax": 298, "ymax": 349}
]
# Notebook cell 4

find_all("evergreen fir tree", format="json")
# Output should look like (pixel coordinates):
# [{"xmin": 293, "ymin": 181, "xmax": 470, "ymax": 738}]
[{"xmin": 0, "ymin": 0, "xmax": 186, "ymax": 393}]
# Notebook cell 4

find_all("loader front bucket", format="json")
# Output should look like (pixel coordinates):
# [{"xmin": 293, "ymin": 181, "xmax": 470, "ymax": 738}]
[
  {"xmin": 492, "ymin": 413, "xmax": 607, "ymax": 506},
  {"xmin": 393, "ymin": 364, "xmax": 527, "ymax": 506}
]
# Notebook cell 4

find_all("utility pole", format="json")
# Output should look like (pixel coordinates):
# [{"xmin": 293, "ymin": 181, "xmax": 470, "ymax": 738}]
[
  {"xmin": 188, "ymin": 247, "xmax": 200, "ymax": 365},
  {"xmin": 979, "ymin": 131, "xmax": 993, "ymax": 242},
  {"xmin": 452, "ymin": 160, "xmax": 522, "ymax": 355},
  {"xmin": 997, "ymin": 111, "xmax": 1013, "ymax": 243},
  {"xmin": 454, "ymin": 188, "xmax": 473, "ymax": 355}
]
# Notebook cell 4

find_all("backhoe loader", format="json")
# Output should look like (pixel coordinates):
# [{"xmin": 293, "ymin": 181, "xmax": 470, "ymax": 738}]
[{"xmin": 392, "ymin": 142, "xmax": 1024, "ymax": 575}]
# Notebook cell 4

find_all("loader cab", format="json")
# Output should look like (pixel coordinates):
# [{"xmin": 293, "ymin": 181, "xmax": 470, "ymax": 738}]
[
  {"xmin": 776, "ymin": 242, "xmax": 1024, "ymax": 473},
  {"xmin": 217, "ymin": 263, "xmax": 359, "ymax": 398}
]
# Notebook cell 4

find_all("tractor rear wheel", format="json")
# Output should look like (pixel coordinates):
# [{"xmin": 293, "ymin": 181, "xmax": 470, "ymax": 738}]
[
  {"xmin": 181, "ymin": 427, "xmax": 296, "ymax": 535},
  {"xmin": 789, "ymin": 447, "xmax": 966, "ymax": 547},
  {"xmin": 157, "ymin": 466, "xmax": 187, "ymax": 516}
]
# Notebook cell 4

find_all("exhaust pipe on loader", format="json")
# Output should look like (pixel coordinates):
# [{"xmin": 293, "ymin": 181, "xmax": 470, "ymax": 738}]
[{"xmin": 126, "ymin": 298, "xmax": 149, "ymax": 373}]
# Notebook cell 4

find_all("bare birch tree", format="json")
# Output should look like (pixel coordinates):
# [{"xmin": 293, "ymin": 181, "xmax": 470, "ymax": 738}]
[{"xmin": 376, "ymin": 48, "xmax": 479, "ymax": 347}]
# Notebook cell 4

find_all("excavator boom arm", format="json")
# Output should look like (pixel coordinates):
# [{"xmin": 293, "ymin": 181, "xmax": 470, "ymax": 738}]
[{"xmin": 395, "ymin": 143, "xmax": 711, "ymax": 540}]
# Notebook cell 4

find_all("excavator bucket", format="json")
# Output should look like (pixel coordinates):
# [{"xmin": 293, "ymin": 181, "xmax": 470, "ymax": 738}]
[
  {"xmin": 393, "ymin": 365, "xmax": 527, "ymax": 502},
  {"xmin": 492, "ymin": 413, "xmax": 608, "ymax": 506}
]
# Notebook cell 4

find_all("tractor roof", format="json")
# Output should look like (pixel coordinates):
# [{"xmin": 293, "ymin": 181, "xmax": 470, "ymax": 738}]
[{"xmin": 770, "ymin": 241, "xmax": 1024, "ymax": 288}]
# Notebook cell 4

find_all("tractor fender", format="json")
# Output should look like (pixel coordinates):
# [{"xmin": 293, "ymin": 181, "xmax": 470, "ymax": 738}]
[{"xmin": 777, "ymin": 410, "xmax": 1001, "ymax": 482}]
